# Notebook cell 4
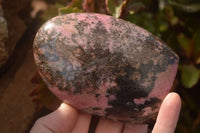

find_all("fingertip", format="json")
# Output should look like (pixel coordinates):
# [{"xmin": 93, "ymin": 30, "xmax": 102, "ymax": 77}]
[
  {"xmin": 152, "ymin": 92, "xmax": 182, "ymax": 133},
  {"xmin": 165, "ymin": 92, "xmax": 181, "ymax": 103},
  {"xmin": 163, "ymin": 92, "xmax": 182, "ymax": 112},
  {"xmin": 58, "ymin": 103, "xmax": 78, "ymax": 114},
  {"xmin": 59, "ymin": 103, "xmax": 68, "ymax": 110}
]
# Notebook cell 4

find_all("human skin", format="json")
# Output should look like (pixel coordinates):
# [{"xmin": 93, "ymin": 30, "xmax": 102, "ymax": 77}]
[{"xmin": 30, "ymin": 92, "xmax": 181, "ymax": 133}]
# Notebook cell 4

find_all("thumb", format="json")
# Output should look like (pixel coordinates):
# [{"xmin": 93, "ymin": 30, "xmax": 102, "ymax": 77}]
[{"xmin": 30, "ymin": 103, "xmax": 79, "ymax": 133}]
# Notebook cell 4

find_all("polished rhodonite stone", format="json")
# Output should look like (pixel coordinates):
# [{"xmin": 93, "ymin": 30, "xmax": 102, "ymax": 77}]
[{"xmin": 33, "ymin": 13, "xmax": 179, "ymax": 124}]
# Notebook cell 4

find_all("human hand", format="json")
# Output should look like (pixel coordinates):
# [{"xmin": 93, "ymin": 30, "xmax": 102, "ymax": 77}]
[{"xmin": 30, "ymin": 92, "xmax": 181, "ymax": 133}]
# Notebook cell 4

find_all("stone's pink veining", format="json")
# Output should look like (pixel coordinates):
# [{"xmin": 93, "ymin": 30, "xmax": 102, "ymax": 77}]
[
  {"xmin": 148, "ymin": 62, "xmax": 179, "ymax": 99},
  {"xmin": 48, "ymin": 85, "xmax": 112, "ymax": 116},
  {"xmin": 133, "ymin": 98, "xmax": 146, "ymax": 105},
  {"xmin": 142, "ymin": 107, "xmax": 153, "ymax": 117}
]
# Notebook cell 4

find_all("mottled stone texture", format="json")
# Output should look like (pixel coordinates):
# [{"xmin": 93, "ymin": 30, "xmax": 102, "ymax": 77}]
[{"xmin": 33, "ymin": 13, "xmax": 179, "ymax": 124}]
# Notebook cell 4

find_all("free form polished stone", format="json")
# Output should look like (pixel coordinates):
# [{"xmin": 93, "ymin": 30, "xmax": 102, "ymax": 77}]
[{"xmin": 33, "ymin": 13, "xmax": 179, "ymax": 123}]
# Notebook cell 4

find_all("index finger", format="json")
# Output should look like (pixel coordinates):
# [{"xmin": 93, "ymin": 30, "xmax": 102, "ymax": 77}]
[{"xmin": 152, "ymin": 92, "xmax": 181, "ymax": 133}]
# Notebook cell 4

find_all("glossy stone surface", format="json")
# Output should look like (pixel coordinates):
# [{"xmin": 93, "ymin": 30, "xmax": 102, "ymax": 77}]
[{"xmin": 33, "ymin": 13, "xmax": 179, "ymax": 124}]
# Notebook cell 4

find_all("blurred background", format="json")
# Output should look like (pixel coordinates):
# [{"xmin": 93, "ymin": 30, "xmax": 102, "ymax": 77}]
[{"xmin": 0, "ymin": 0, "xmax": 200, "ymax": 133}]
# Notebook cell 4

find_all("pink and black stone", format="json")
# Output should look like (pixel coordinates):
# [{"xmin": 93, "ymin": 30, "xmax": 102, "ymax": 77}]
[{"xmin": 33, "ymin": 13, "xmax": 179, "ymax": 124}]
